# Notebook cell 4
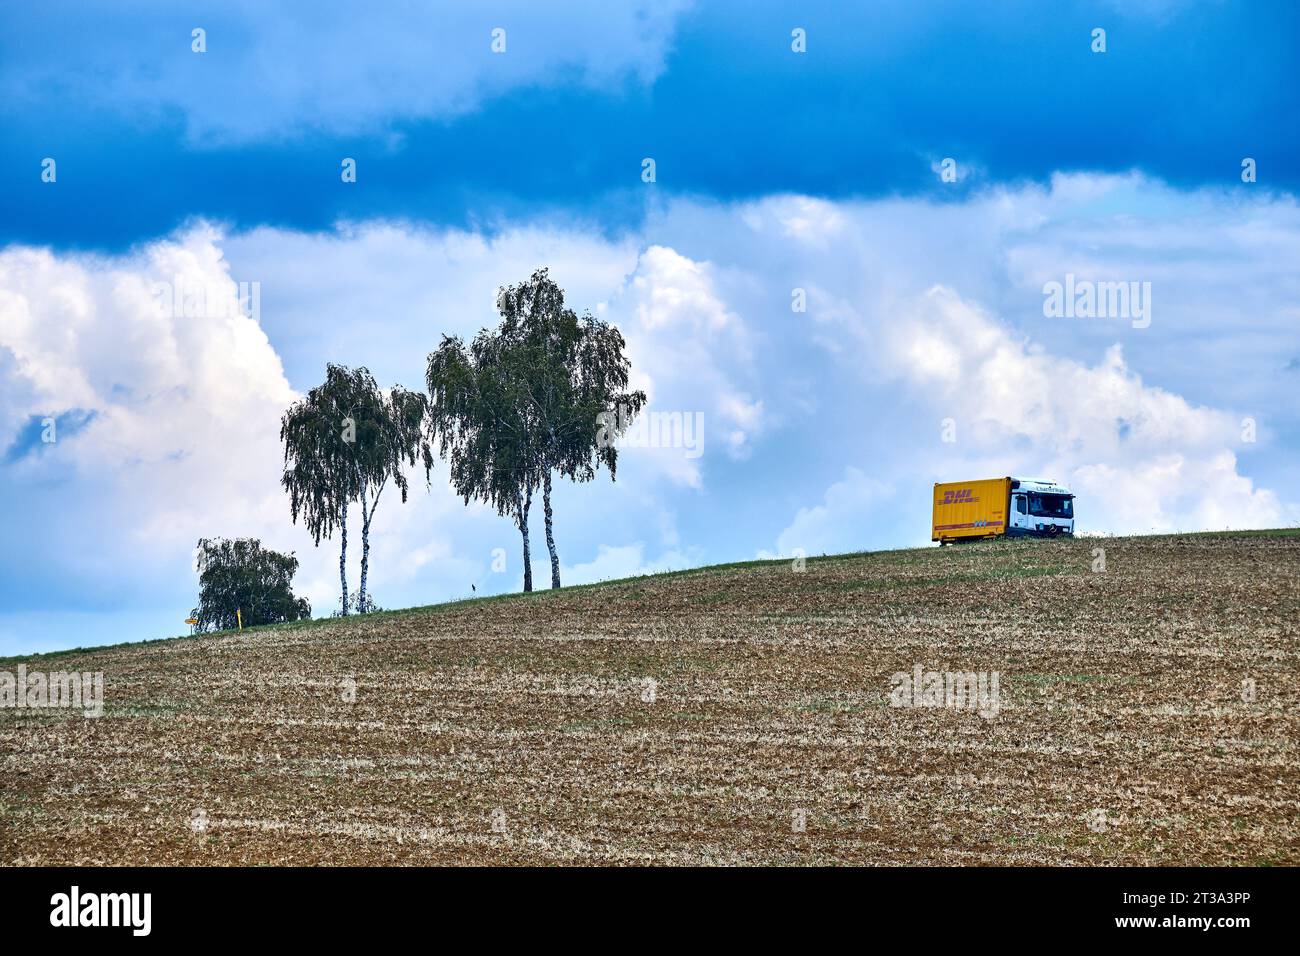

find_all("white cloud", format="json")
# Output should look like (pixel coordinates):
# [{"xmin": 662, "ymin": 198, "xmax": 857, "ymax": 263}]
[
  {"xmin": 0, "ymin": 228, "xmax": 296, "ymax": 553},
  {"xmin": 895, "ymin": 287, "xmax": 1242, "ymax": 457},
  {"xmin": 618, "ymin": 245, "xmax": 767, "ymax": 478},
  {"xmin": 1072, "ymin": 452, "xmax": 1282, "ymax": 535}
]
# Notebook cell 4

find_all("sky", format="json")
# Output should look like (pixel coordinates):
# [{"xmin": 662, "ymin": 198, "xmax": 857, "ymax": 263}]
[{"xmin": 1, "ymin": 1, "xmax": 1298, "ymax": 654}]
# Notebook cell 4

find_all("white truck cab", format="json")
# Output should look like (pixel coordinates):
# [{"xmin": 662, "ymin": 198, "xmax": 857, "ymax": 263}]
[{"xmin": 1006, "ymin": 478, "xmax": 1075, "ymax": 537}]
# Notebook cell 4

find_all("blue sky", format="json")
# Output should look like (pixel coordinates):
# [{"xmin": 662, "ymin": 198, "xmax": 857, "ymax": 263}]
[{"xmin": 2, "ymin": 1, "xmax": 1298, "ymax": 654}]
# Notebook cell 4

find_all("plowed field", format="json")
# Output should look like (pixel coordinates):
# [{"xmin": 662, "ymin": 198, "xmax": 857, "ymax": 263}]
[{"xmin": 3, "ymin": 531, "xmax": 1297, "ymax": 865}]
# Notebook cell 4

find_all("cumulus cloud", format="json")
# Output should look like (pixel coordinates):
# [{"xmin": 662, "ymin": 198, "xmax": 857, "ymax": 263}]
[
  {"xmin": 0, "ymin": 227, "xmax": 296, "ymax": 552},
  {"xmin": 616, "ymin": 245, "xmax": 767, "ymax": 481}
]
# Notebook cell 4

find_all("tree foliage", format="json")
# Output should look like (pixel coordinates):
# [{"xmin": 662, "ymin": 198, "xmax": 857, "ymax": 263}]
[{"xmin": 191, "ymin": 537, "xmax": 310, "ymax": 632}]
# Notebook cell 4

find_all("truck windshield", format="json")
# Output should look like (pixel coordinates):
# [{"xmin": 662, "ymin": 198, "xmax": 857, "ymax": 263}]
[{"xmin": 1027, "ymin": 493, "xmax": 1073, "ymax": 518}]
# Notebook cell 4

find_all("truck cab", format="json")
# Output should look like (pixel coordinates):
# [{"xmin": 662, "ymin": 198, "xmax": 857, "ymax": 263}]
[{"xmin": 1006, "ymin": 478, "xmax": 1075, "ymax": 537}]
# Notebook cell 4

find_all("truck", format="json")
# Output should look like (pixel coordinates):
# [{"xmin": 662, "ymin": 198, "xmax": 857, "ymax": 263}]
[{"xmin": 931, "ymin": 477, "xmax": 1074, "ymax": 544}]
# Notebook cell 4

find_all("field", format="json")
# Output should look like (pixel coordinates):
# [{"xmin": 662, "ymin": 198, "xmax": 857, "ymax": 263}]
[{"xmin": 2, "ymin": 530, "xmax": 1298, "ymax": 866}]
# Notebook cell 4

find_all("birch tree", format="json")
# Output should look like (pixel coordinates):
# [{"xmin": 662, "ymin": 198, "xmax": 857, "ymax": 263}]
[
  {"xmin": 281, "ymin": 364, "xmax": 362, "ymax": 615},
  {"xmin": 282, "ymin": 365, "xmax": 429, "ymax": 614},
  {"xmin": 495, "ymin": 269, "xmax": 645, "ymax": 589}
]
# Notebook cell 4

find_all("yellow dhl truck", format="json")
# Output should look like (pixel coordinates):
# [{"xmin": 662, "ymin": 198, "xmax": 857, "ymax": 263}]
[{"xmin": 931, "ymin": 477, "xmax": 1074, "ymax": 544}]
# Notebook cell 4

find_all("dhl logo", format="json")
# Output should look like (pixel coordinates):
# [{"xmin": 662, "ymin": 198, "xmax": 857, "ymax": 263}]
[{"xmin": 941, "ymin": 489, "xmax": 978, "ymax": 505}]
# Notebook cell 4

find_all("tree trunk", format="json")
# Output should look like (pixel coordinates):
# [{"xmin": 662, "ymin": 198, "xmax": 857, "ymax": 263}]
[
  {"xmin": 357, "ymin": 484, "xmax": 385, "ymax": 614},
  {"xmin": 339, "ymin": 502, "xmax": 349, "ymax": 616},
  {"xmin": 543, "ymin": 471, "xmax": 560, "ymax": 589},
  {"xmin": 518, "ymin": 488, "xmax": 533, "ymax": 593},
  {"xmin": 358, "ymin": 487, "xmax": 371, "ymax": 613}
]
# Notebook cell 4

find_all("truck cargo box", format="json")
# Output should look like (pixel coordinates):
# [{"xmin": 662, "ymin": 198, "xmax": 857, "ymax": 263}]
[{"xmin": 931, "ymin": 477, "xmax": 1011, "ymax": 543}]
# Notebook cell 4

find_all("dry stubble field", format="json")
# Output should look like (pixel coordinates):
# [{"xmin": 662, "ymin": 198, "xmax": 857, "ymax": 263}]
[{"xmin": 2, "ymin": 530, "xmax": 1298, "ymax": 865}]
